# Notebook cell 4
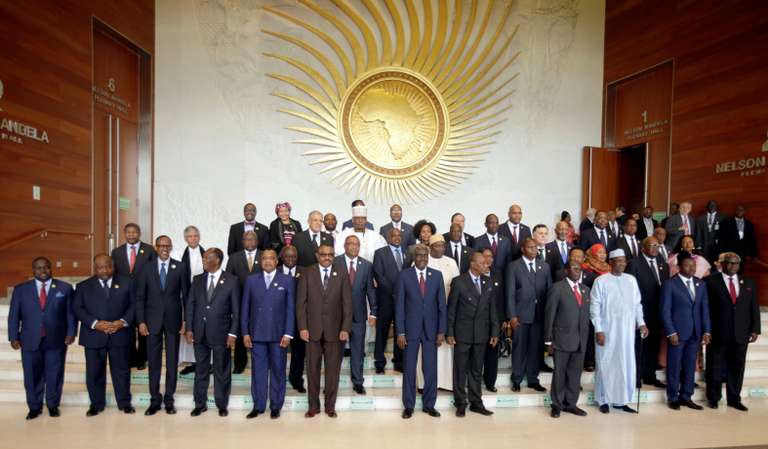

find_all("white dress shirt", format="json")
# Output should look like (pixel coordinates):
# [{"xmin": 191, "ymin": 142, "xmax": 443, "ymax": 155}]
[
  {"xmin": 34, "ymin": 279, "xmax": 50, "ymax": 296},
  {"xmin": 506, "ymin": 222, "xmax": 520, "ymax": 241},
  {"xmin": 722, "ymin": 273, "xmax": 740, "ymax": 296},
  {"xmin": 282, "ymin": 265, "xmax": 296, "ymax": 277},
  {"xmin": 187, "ymin": 246, "xmax": 204, "ymax": 281}
]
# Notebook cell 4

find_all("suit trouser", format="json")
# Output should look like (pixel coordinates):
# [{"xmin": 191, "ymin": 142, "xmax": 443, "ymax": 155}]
[
  {"xmin": 512, "ymin": 322, "xmax": 541, "ymax": 385},
  {"xmin": 307, "ymin": 337, "xmax": 342, "ymax": 412},
  {"xmin": 234, "ymin": 336, "xmax": 248, "ymax": 371},
  {"xmin": 483, "ymin": 341, "xmax": 500, "ymax": 388},
  {"xmin": 85, "ymin": 344, "xmax": 132, "ymax": 409},
  {"xmin": 374, "ymin": 295, "xmax": 403, "ymax": 370},
  {"xmin": 147, "ymin": 329, "xmax": 180, "ymax": 407},
  {"xmin": 193, "ymin": 341, "xmax": 231, "ymax": 409},
  {"xmin": 583, "ymin": 323, "xmax": 596, "ymax": 368},
  {"xmin": 403, "ymin": 337, "xmax": 437, "ymax": 409},
  {"xmin": 706, "ymin": 340, "xmax": 748, "ymax": 404},
  {"xmin": 453, "ymin": 342, "xmax": 486, "ymax": 408},
  {"xmin": 131, "ymin": 331, "xmax": 147, "ymax": 367},
  {"xmin": 20, "ymin": 337, "xmax": 66, "ymax": 410},
  {"xmin": 251, "ymin": 342, "xmax": 287, "ymax": 411},
  {"xmin": 637, "ymin": 323, "xmax": 662, "ymax": 383},
  {"xmin": 349, "ymin": 321, "xmax": 367, "ymax": 386},
  {"xmin": 666, "ymin": 336, "xmax": 699, "ymax": 401},
  {"xmin": 550, "ymin": 349, "xmax": 585, "ymax": 410},
  {"xmin": 288, "ymin": 330, "xmax": 306, "ymax": 388}
]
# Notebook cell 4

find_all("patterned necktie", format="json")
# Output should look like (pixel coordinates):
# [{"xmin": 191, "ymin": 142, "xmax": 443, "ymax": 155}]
[
  {"xmin": 572, "ymin": 284, "xmax": 582, "ymax": 306},
  {"xmin": 683, "ymin": 216, "xmax": 690, "ymax": 235},
  {"xmin": 512, "ymin": 225, "xmax": 518, "ymax": 244},
  {"xmin": 538, "ymin": 248, "xmax": 545, "ymax": 263},
  {"xmin": 728, "ymin": 277, "xmax": 738, "ymax": 304},
  {"xmin": 474, "ymin": 276, "xmax": 482, "ymax": 295},
  {"xmin": 599, "ymin": 229, "xmax": 607, "ymax": 247},
  {"xmin": 491, "ymin": 236, "xmax": 498, "ymax": 256},
  {"xmin": 419, "ymin": 272, "xmax": 426, "ymax": 297},
  {"xmin": 323, "ymin": 268, "xmax": 329, "ymax": 290},
  {"xmin": 129, "ymin": 245, "xmax": 137, "ymax": 273},
  {"xmin": 207, "ymin": 274, "xmax": 215, "ymax": 302},
  {"xmin": 349, "ymin": 260, "xmax": 356, "ymax": 285},
  {"xmin": 160, "ymin": 262, "xmax": 167, "ymax": 289},
  {"xmin": 529, "ymin": 262, "xmax": 535, "ymax": 274},
  {"xmin": 394, "ymin": 248, "xmax": 403, "ymax": 270},
  {"xmin": 560, "ymin": 242, "xmax": 568, "ymax": 264}
]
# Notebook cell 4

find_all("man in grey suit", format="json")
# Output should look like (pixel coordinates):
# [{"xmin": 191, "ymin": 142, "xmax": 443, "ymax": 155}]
[
  {"xmin": 447, "ymin": 252, "xmax": 499, "ymax": 417},
  {"xmin": 545, "ymin": 261, "xmax": 590, "ymax": 418},
  {"xmin": 333, "ymin": 235, "xmax": 377, "ymax": 394},
  {"xmin": 379, "ymin": 204, "xmax": 415, "ymax": 251},
  {"xmin": 506, "ymin": 237, "xmax": 551, "ymax": 392},
  {"xmin": 664, "ymin": 201, "xmax": 696, "ymax": 251}
]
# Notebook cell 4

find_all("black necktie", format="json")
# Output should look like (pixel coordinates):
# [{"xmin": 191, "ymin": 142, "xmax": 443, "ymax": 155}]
[
  {"xmin": 630, "ymin": 238, "xmax": 637, "ymax": 257},
  {"xmin": 649, "ymin": 259, "xmax": 661, "ymax": 285},
  {"xmin": 529, "ymin": 262, "xmax": 535, "ymax": 274},
  {"xmin": 322, "ymin": 268, "xmax": 329, "ymax": 290},
  {"xmin": 206, "ymin": 274, "xmax": 215, "ymax": 302},
  {"xmin": 453, "ymin": 244, "xmax": 459, "ymax": 261},
  {"xmin": 312, "ymin": 233, "xmax": 318, "ymax": 246},
  {"xmin": 600, "ymin": 229, "xmax": 607, "ymax": 247}
]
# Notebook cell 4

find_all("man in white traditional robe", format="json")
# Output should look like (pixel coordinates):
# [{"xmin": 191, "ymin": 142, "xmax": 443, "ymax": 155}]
[
  {"xmin": 335, "ymin": 206, "xmax": 386, "ymax": 261},
  {"xmin": 590, "ymin": 248, "xmax": 648, "ymax": 414}
]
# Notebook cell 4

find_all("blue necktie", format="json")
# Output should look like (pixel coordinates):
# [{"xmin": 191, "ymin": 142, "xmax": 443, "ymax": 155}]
[{"xmin": 160, "ymin": 262, "xmax": 167, "ymax": 289}]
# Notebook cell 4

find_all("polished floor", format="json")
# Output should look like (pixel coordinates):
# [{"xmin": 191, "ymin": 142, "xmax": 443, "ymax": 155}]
[{"xmin": 2, "ymin": 401, "xmax": 765, "ymax": 449}]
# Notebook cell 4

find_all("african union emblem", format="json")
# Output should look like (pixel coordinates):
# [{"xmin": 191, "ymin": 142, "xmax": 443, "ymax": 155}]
[{"xmin": 264, "ymin": 0, "xmax": 519, "ymax": 203}]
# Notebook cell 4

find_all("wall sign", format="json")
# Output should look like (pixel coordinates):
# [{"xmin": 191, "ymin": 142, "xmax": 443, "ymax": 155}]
[
  {"xmin": 0, "ymin": 79, "xmax": 51, "ymax": 145},
  {"xmin": 714, "ymin": 132, "xmax": 768, "ymax": 177}
]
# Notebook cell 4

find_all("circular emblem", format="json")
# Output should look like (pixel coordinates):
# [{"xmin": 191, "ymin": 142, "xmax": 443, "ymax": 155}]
[{"xmin": 340, "ymin": 68, "xmax": 448, "ymax": 179}]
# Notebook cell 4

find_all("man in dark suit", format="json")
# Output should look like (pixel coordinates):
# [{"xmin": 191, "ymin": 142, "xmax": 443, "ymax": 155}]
[
  {"xmin": 554, "ymin": 248, "xmax": 597, "ymax": 371},
  {"xmin": 334, "ymin": 235, "xmax": 377, "ymax": 394},
  {"xmin": 505, "ymin": 237, "xmax": 551, "ymax": 392},
  {"xmin": 545, "ymin": 221, "xmax": 572, "ymax": 281},
  {"xmin": 8, "ymin": 257, "xmax": 76, "ymax": 419},
  {"xmin": 135, "ymin": 236, "xmax": 188, "ymax": 415},
  {"xmin": 660, "ymin": 202, "xmax": 679, "ymax": 230},
  {"xmin": 625, "ymin": 236, "xmax": 669, "ymax": 388},
  {"xmin": 396, "ymin": 244, "xmax": 447, "ymax": 419},
  {"xmin": 705, "ymin": 252, "xmax": 761, "ymax": 411},
  {"xmin": 664, "ymin": 201, "xmax": 696, "ymax": 252},
  {"xmin": 544, "ymin": 261, "xmax": 590, "ymax": 418},
  {"xmin": 447, "ymin": 252, "xmax": 499, "ymax": 417},
  {"xmin": 479, "ymin": 248, "xmax": 506, "ymax": 392},
  {"xmin": 607, "ymin": 209, "xmax": 622, "ymax": 238},
  {"xmin": 654, "ymin": 227, "xmax": 671, "ymax": 261},
  {"xmin": 74, "ymin": 254, "xmax": 135, "ymax": 416},
  {"xmin": 443, "ymin": 212, "xmax": 475, "ymax": 248},
  {"xmin": 695, "ymin": 200, "xmax": 725, "ymax": 263},
  {"xmin": 636, "ymin": 206, "xmax": 659, "ymax": 241},
  {"xmin": 717, "ymin": 205, "xmax": 758, "ymax": 264},
  {"xmin": 473, "ymin": 214, "xmax": 511, "ymax": 271},
  {"xmin": 278, "ymin": 246, "xmax": 306, "ymax": 393},
  {"xmin": 372, "ymin": 228, "xmax": 405, "ymax": 373},
  {"xmin": 111, "ymin": 222, "xmax": 155, "ymax": 370},
  {"xmin": 661, "ymin": 252, "xmax": 711, "ymax": 410},
  {"xmin": 296, "ymin": 244, "xmax": 353, "ymax": 418},
  {"xmin": 579, "ymin": 208, "xmax": 596, "ymax": 234},
  {"xmin": 185, "ymin": 248, "xmax": 240, "ymax": 417},
  {"xmin": 342, "ymin": 199, "xmax": 374, "ymax": 230},
  {"xmin": 227, "ymin": 202, "xmax": 269, "ymax": 255},
  {"xmin": 498, "ymin": 204, "xmax": 531, "ymax": 262},
  {"xmin": 293, "ymin": 210, "xmax": 335, "ymax": 268},
  {"xmin": 379, "ymin": 204, "xmax": 415, "ymax": 251},
  {"xmin": 446, "ymin": 223, "xmax": 472, "ymax": 274},
  {"xmin": 580, "ymin": 210, "xmax": 617, "ymax": 252},
  {"xmin": 616, "ymin": 218, "xmax": 641, "ymax": 260},
  {"xmin": 242, "ymin": 249, "xmax": 295, "ymax": 419},
  {"xmin": 225, "ymin": 230, "xmax": 262, "ymax": 373}
]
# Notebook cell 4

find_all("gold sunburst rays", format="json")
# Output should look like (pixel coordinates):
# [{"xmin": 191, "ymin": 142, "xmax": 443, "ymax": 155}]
[{"xmin": 263, "ymin": 0, "xmax": 519, "ymax": 203}]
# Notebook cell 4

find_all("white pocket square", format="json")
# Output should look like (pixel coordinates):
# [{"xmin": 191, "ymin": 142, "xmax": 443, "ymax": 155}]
[
  {"xmin": 55, "ymin": 292, "xmax": 65, "ymax": 297},
  {"xmin": 277, "ymin": 286, "xmax": 285, "ymax": 291}
]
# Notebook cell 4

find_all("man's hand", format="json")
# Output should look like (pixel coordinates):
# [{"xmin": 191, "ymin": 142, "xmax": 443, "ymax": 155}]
[
  {"xmin": 243, "ymin": 335, "xmax": 253, "ymax": 349},
  {"xmin": 280, "ymin": 336, "xmax": 291, "ymax": 348},
  {"xmin": 179, "ymin": 322, "xmax": 186, "ymax": 335},
  {"xmin": 367, "ymin": 315, "xmax": 376, "ymax": 326},
  {"xmin": 446, "ymin": 336, "xmax": 456, "ymax": 346},
  {"xmin": 110, "ymin": 321, "xmax": 125, "ymax": 334},
  {"xmin": 138, "ymin": 323, "xmax": 149, "ymax": 337},
  {"xmin": 226, "ymin": 335, "xmax": 236, "ymax": 349},
  {"xmin": 669, "ymin": 334, "xmax": 679, "ymax": 346},
  {"xmin": 639, "ymin": 325, "xmax": 649, "ymax": 339},
  {"xmin": 339, "ymin": 331, "xmax": 349, "ymax": 342},
  {"xmin": 300, "ymin": 330, "xmax": 310, "ymax": 342},
  {"xmin": 701, "ymin": 333, "xmax": 711, "ymax": 345},
  {"xmin": 10, "ymin": 340, "xmax": 21, "ymax": 350},
  {"xmin": 64, "ymin": 336, "xmax": 75, "ymax": 346},
  {"xmin": 490, "ymin": 337, "xmax": 499, "ymax": 348},
  {"xmin": 397, "ymin": 335, "xmax": 407, "ymax": 350},
  {"xmin": 546, "ymin": 343, "xmax": 554, "ymax": 355},
  {"xmin": 509, "ymin": 317, "xmax": 520, "ymax": 331},
  {"xmin": 185, "ymin": 331, "xmax": 194, "ymax": 344},
  {"xmin": 94, "ymin": 321, "xmax": 111, "ymax": 333},
  {"xmin": 596, "ymin": 332, "xmax": 606, "ymax": 346},
  {"xmin": 436, "ymin": 333, "xmax": 445, "ymax": 347},
  {"xmin": 749, "ymin": 333, "xmax": 759, "ymax": 343}
]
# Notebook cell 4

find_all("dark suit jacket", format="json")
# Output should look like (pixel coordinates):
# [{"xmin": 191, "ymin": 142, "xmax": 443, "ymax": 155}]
[
  {"xmin": 135, "ymin": 258, "xmax": 188, "ymax": 334},
  {"xmin": 473, "ymin": 233, "xmax": 511, "ymax": 271},
  {"xmin": 8, "ymin": 279, "xmax": 76, "ymax": 351},
  {"xmin": 504, "ymin": 257, "xmax": 551, "ymax": 323},
  {"xmin": 241, "ymin": 271, "xmax": 295, "ymax": 342},
  {"xmin": 181, "ymin": 246, "xmax": 205, "ymax": 283},
  {"xmin": 225, "ymin": 249, "xmax": 262, "ymax": 289},
  {"xmin": 185, "ymin": 271, "xmax": 240, "ymax": 345},
  {"xmin": 379, "ymin": 222, "xmax": 415, "ymax": 251},
  {"xmin": 705, "ymin": 274, "xmax": 760, "ymax": 344},
  {"xmin": 636, "ymin": 217, "xmax": 660, "ymax": 241},
  {"xmin": 372, "ymin": 246, "xmax": 401, "ymax": 303},
  {"xmin": 664, "ymin": 214, "xmax": 697, "ymax": 251},
  {"xmin": 660, "ymin": 275, "xmax": 711, "ymax": 341},
  {"xmin": 498, "ymin": 222, "xmax": 531, "ymax": 261},
  {"xmin": 580, "ymin": 226, "xmax": 617, "ymax": 252},
  {"xmin": 717, "ymin": 217, "xmax": 758, "ymax": 259},
  {"xmin": 446, "ymin": 241, "xmax": 472, "ymax": 274},
  {"xmin": 111, "ymin": 242, "xmax": 156, "ymax": 279},
  {"xmin": 334, "ymin": 256, "xmax": 377, "ymax": 323},
  {"xmin": 488, "ymin": 269, "xmax": 506, "ymax": 323},
  {"xmin": 269, "ymin": 218, "xmax": 303, "ymax": 254},
  {"xmin": 74, "ymin": 276, "xmax": 135, "ymax": 349},
  {"xmin": 227, "ymin": 221, "xmax": 269, "ymax": 254},
  {"xmin": 553, "ymin": 269, "xmax": 597, "ymax": 288},
  {"xmin": 695, "ymin": 212, "xmax": 725, "ymax": 253},
  {"xmin": 447, "ymin": 273, "xmax": 499, "ymax": 344},
  {"xmin": 544, "ymin": 279, "xmax": 590, "ymax": 352},
  {"xmin": 442, "ymin": 231, "xmax": 475, "ymax": 249},
  {"xmin": 625, "ymin": 255, "xmax": 669, "ymax": 328},
  {"xmin": 292, "ymin": 229, "xmax": 334, "ymax": 267},
  {"xmin": 616, "ymin": 234, "xmax": 642, "ymax": 260},
  {"xmin": 545, "ymin": 240, "xmax": 571, "ymax": 280},
  {"xmin": 296, "ymin": 264, "xmax": 353, "ymax": 342},
  {"xmin": 579, "ymin": 218, "xmax": 594, "ymax": 234},
  {"xmin": 395, "ymin": 267, "xmax": 446, "ymax": 341}
]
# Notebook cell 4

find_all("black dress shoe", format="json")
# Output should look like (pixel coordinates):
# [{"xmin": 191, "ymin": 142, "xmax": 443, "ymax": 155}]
[
  {"xmin": 218, "ymin": 408, "xmax": 228, "ymax": 417},
  {"xmin": 86, "ymin": 407, "xmax": 102, "ymax": 417},
  {"xmin": 292, "ymin": 384, "xmax": 307, "ymax": 393},
  {"xmin": 649, "ymin": 380, "xmax": 667, "ymax": 388},
  {"xmin": 511, "ymin": 382, "xmax": 521, "ymax": 392},
  {"xmin": 144, "ymin": 405, "xmax": 161, "ymax": 416},
  {"xmin": 486, "ymin": 385, "xmax": 498, "ymax": 393},
  {"xmin": 375, "ymin": 367, "xmax": 385, "ymax": 374},
  {"xmin": 270, "ymin": 409, "xmax": 280, "ymax": 419},
  {"xmin": 564, "ymin": 406, "xmax": 587, "ymax": 416},
  {"xmin": 190, "ymin": 406, "xmax": 207, "ymax": 417},
  {"xmin": 353, "ymin": 385, "xmax": 366, "ymax": 395},
  {"xmin": 344, "ymin": 348, "xmax": 351, "ymax": 357},
  {"xmin": 422, "ymin": 407, "xmax": 441, "ymax": 417},
  {"xmin": 707, "ymin": 401, "xmax": 719, "ymax": 409},
  {"xmin": 455, "ymin": 407, "xmax": 466, "ymax": 417},
  {"xmin": 121, "ymin": 406, "xmax": 136, "ymax": 414},
  {"xmin": 728, "ymin": 402, "xmax": 748, "ymax": 412},
  {"xmin": 529, "ymin": 383, "xmax": 547, "ymax": 392},
  {"xmin": 246, "ymin": 409, "xmax": 263, "ymax": 419},
  {"xmin": 668, "ymin": 400, "xmax": 680, "ymax": 410},
  {"xmin": 25, "ymin": 409, "xmax": 42, "ymax": 420},
  {"xmin": 180, "ymin": 364, "xmax": 196, "ymax": 375},
  {"xmin": 48, "ymin": 407, "xmax": 60, "ymax": 417},
  {"xmin": 599, "ymin": 404, "xmax": 610, "ymax": 414},
  {"xmin": 165, "ymin": 406, "xmax": 177, "ymax": 415},
  {"xmin": 136, "ymin": 363, "xmax": 147, "ymax": 371},
  {"xmin": 540, "ymin": 365, "xmax": 554, "ymax": 373},
  {"xmin": 614, "ymin": 405, "xmax": 637, "ymax": 414},
  {"xmin": 233, "ymin": 366, "xmax": 245, "ymax": 375},
  {"xmin": 402, "ymin": 408, "xmax": 413, "ymax": 419},
  {"xmin": 469, "ymin": 405, "xmax": 493, "ymax": 416},
  {"xmin": 550, "ymin": 408, "xmax": 561, "ymax": 418},
  {"xmin": 679, "ymin": 399, "xmax": 703, "ymax": 410}
]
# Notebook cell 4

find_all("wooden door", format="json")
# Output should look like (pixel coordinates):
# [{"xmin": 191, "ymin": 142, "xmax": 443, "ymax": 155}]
[{"xmin": 582, "ymin": 146, "xmax": 620, "ymax": 213}]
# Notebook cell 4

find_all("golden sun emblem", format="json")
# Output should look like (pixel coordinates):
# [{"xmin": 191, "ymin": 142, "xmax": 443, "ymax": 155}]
[{"xmin": 264, "ymin": 0, "xmax": 519, "ymax": 203}]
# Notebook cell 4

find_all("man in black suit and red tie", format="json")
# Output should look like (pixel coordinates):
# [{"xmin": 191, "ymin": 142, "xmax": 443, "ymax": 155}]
[
  {"xmin": 111, "ymin": 223, "xmax": 155, "ymax": 371},
  {"xmin": 704, "ymin": 252, "xmax": 760, "ymax": 411},
  {"xmin": 498, "ymin": 204, "xmax": 531, "ymax": 262},
  {"xmin": 227, "ymin": 203, "xmax": 269, "ymax": 254}
]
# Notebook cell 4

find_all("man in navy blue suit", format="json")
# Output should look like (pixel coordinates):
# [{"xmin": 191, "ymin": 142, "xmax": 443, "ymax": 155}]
[
  {"xmin": 8, "ymin": 257, "xmax": 76, "ymax": 419},
  {"xmin": 396, "ymin": 244, "xmax": 446, "ymax": 419},
  {"xmin": 334, "ymin": 235, "xmax": 377, "ymax": 394},
  {"xmin": 242, "ymin": 249, "xmax": 294, "ymax": 419},
  {"xmin": 74, "ymin": 254, "xmax": 136, "ymax": 417},
  {"xmin": 473, "ymin": 214, "xmax": 511, "ymax": 271},
  {"xmin": 372, "ymin": 228, "xmax": 405, "ymax": 373},
  {"xmin": 661, "ymin": 251, "xmax": 711, "ymax": 410}
]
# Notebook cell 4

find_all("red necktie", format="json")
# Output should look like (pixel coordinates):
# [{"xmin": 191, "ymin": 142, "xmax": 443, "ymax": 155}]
[
  {"xmin": 728, "ymin": 277, "xmax": 738, "ymax": 305},
  {"xmin": 419, "ymin": 272, "xmax": 426, "ymax": 297},
  {"xmin": 512, "ymin": 226, "xmax": 518, "ymax": 245},
  {"xmin": 491, "ymin": 236, "xmax": 498, "ymax": 256},
  {"xmin": 39, "ymin": 283, "xmax": 47, "ymax": 336},
  {"xmin": 349, "ymin": 261, "xmax": 356, "ymax": 285},
  {"xmin": 572, "ymin": 284, "xmax": 582, "ymax": 306},
  {"xmin": 129, "ymin": 245, "xmax": 137, "ymax": 273}
]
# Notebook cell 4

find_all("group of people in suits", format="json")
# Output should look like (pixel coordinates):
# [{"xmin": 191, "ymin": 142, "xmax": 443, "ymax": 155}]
[{"xmin": 5, "ymin": 198, "xmax": 762, "ymax": 421}]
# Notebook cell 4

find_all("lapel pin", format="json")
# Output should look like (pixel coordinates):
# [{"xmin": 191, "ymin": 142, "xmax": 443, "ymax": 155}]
[
  {"xmin": 219, "ymin": 279, "xmax": 225, "ymax": 284},
  {"xmin": 51, "ymin": 284, "xmax": 57, "ymax": 289},
  {"xmin": 114, "ymin": 284, "xmax": 120, "ymax": 289},
  {"xmin": 171, "ymin": 264, "xmax": 176, "ymax": 269},
  {"xmin": 333, "ymin": 272, "xmax": 337, "ymax": 276},
  {"xmin": 428, "ymin": 271, "xmax": 432, "ymax": 276},
  {"xmin": 295, "ymin": 272, "xmax": 301, "ymax": 278},
  {"xmin": 695, "ymin": 283, "xmax": 700, "ymax": 288},
  {"xmin": 494, "ymin": 282, "xmax": 499, "ymax": 286},
  {"xmin": 273, "ymin": 283, "xmax": 278, "ymax": 287},
  {"xmin": 255, "ymin": 261, "xmax": 259, "ymax": 264},
  {"xmin": 140, "ymin": 249, "xmax": 144, "ymax": 254},
  {"xmin": 740, "ymin": 280, "xmax": 744, "ymax": 284}
]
